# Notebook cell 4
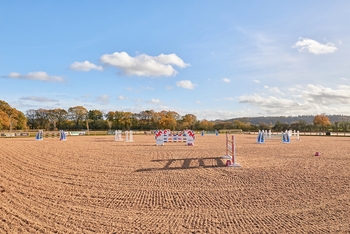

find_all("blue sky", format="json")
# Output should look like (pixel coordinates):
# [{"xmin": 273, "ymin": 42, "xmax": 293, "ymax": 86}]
[{"xmin": 1, "ymin": 1, "xmax": 350, "ymax": 120}]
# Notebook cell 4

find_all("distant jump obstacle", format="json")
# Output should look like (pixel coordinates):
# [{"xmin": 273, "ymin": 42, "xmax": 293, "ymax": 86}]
[
  {"xmin": 282, "ymin": 131, "xmax": 291, "ymax": 143},
  {"xmin": 35, "ymin": 130, "xmax": 43, "ymax": 141},
  {"xmin": 257, "ymin": 130, "xmax": 265, "ymax": 143},
  {"xmin": 201, "ymin": 130, "xmax": 219, "ymax": 136},
  {"xmin": 222, "ymin": 134, "xmax": 241, "ymax": 167},
  {"xmin": 185, "ymin": 130, "xmax": 195, "ymax": 146},
  {"xmin": 114, "ymin": 130, "xmax": 123, "ymax": 141},
  {"xmin": 155, "ymin": 130, "xmax": 165, "ymax": 146},
  {"xmin": 114, "ymin": 130, "xmax": 134, "ymax": 142},
  {"xmin": 257, "ymin": 130, "xmax": 299, "ymax": 144},
  {"xmin": 60, "ymin": 130, "xmax": 67, "ymax": 141},
  {"xmin": 155, "ymin": 129, "xmax": 195, "ymax": 146},
  {"xmin": 125, "ymin": 131, "xmax": 134, "ymax": 142},
  {"xmin": 35, "ymin": 130, "xmax": 67, "ymax": 141},
  {"xmin": 267, "ymin": 130, "xmax": 300, "ymax": 141}
]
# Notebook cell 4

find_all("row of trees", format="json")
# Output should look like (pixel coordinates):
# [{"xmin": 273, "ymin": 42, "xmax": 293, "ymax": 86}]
[
  {"xmin": 24, "ymin": 106, "xmax": 205, "ymax": 131},
  {"xmin": 212, "ymin": 116, "xmax": 335, "ymax": 132},
  {"xmin": 0, "ymin": 100, "xmax": 345, "ymax": 132}
]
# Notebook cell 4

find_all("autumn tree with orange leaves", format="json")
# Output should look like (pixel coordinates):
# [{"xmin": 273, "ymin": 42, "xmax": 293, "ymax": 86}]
[
  {"xmin": 313, "ymin": 114, "xmax": 331, "ymax": 131},
  {"xmin": 0, "ymin": 100, "xmax": 27, "ymax": 130}
]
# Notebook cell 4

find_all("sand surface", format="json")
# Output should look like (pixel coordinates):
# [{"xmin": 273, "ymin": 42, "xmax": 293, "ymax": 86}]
[{"xmin": 0, "ymin": 134, "xmax": 349, "ymax": 233}]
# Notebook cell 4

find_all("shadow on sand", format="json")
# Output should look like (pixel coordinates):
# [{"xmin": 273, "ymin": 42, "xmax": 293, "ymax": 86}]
[{"xmin": 135, "ymin": 157, "xmax": 227, "ymax": 172}]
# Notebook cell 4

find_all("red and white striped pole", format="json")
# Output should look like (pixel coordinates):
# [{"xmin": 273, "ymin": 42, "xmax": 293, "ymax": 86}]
[
  {"xmin": 223, "ymin": 134, "xmax": 241, "ymax": 167},
  {"xmin": 231, "ymin": 135, "xmax": 235, "ymax": 164},
  {"xmin": 225, "ymin": 134, "xmax": 229, "ymax": 156}
]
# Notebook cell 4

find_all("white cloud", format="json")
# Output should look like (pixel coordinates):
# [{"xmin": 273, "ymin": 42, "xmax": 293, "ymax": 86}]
[
  {"xmin": 253, "ymin": 79, "xmax": 261, "ymax": 83},
  {"xmin": 100, "ymin": 51, "xmax": 190, "ymax": 77},
  {"xmin": 118, "ymin": 95, "xmax": 126, "ymax": 100},
  {"xmin": 268, "ymin": 87, "xmax": 284, "ymax": 95},
  {"xmin": 166, "ymin": 85, "xmax": 174, "ymax": 90},
  {"xmin": 19, "ymin": 96, "xmax": 59, "ymax": 102},
  {"xmin": 223, "ymin": 78, "xmax": 231, "ymax": 83},
  {"xmin": 176, "ymin": 80, "xmax": 196, "ymax": 89},
  {"xmin": 223, "ymin": 97, "xmax": 234, "ymax": 101},
  {"xmin": 293, "ymin": 38, "xmax": 337, "ymax": 54},
  {"xmin": 300, "ymin": 84, "xmax": 350, "ymax": 105},
  {"xmin": 239, "ymin": 84, "xmax": 350, "ymax": 116},
  {"xmin": 8, "ymin": 72, "xmax": 20, "ymax": 78},
  {"xmin": 80, "ymin": 94, "xmax": 91, "ymax": 99},
  {"xmin": 74, "ymin": 94, "xmax": 91, "ymax": 102},
  {"xmin": 341, "ymin": 77, "xmax": 347, "ymax": 81},
  {"xmin": 6, "ymin": 71, "xmax": 64, "ymax": 82},
  {"xmin": 196, "ymin": 101, "xmax": 201, "ymax": 104},
  {"xmin": 152, "ymin": 54, "xmax": 189, "ymax": 68},
  {"xmin": 70, "ymin": 60, "xmax": 103, "ymax": 71},
  {"xmin": 151, "ymin": 99, "xmax": 160, "ymax": 104},
  {"xmin": 95, "ymin": 94, "xmax": 109, "ymax": 105},
  {"xmin": 141, "ymin": 86, "xmax": 154, "ymax": 90},
  {"xmin": 239, "ymin": 94, "xmax": 297, "ymax": 106},
  {"xmin": 190, "ymin": 109, "xmax": 249, "ymax": 121}
]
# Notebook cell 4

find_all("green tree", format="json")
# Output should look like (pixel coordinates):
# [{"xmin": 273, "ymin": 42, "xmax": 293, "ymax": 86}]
[
  {"xmin": 233, "ymin": 120, "xmax": 254, "ymax": 131},
  {"xmin": 258, "ymin": 122, "xmax": 270, "ymax": 130},
  {"xmin": 121, "ymin": 111, "xmax": 134, "ymax": 130},
  {"xmin": 213, "ymin": 122, "xmax": 226, "ymax": 130},
  {"xmin": 333, "ymin": 121, "xmax": 339, "ymax": 135},
  {"xmin": 179, "ymin": 114, "xmax": 197, "ymax": 130},
  {"xmin": 15, "ymin": 111, "xmax": 27, "ymax": 130},
  {"xmin": 105, "ymin": 111, "xmax": 115, "ymax": 122},
  {"xmin": 54, "ymin": 108, "xmax": 68, "ymax": 129},
  {"xmin": 26, "ymin": 109, "xmax": 37, "ymax": 129},
  {"xmin": 340, "ymin": 122, "xmax": 349, "ymax": 136},
  {"xmin": 198, "ymin": 119, "xmax": 215, "ymax": 131},
  {"xmin": 138, "ymin": 110, "xmax": 157, "ymax": 130},
  {"xmin": 35, "ymin": 109, "xmax": 50, "ymax": 130},
  {"xmin": 87, "ymin": 109, "xmax": 105, "ymax": 130},
  {"xmin": 68, "ymin": 106, "xmax": 88, "ymax": 128},
  {"xmin": 88, "ymin": 110, "xmax": 104, "ymax": 121},
  {"xmin": 113, "ymin": 111, "xmax": 125, "ymax": 130},
  {"xmin": 273, "ymin": 121, "xmax": 290, "ymax": 131},
  {"xmin": 46, "ymin": 108, "xmax": 68, "ymax": 130}
]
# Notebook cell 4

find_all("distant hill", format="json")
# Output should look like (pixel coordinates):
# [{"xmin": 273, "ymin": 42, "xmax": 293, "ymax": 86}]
[{"xmin": 214, "ymin": 115, "xmax": 350, "ymax": 125}]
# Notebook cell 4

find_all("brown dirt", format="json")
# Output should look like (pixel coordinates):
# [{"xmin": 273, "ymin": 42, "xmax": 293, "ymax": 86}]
[{"xmin": 0, "ymin": 134, "xmax": 349, "ymax": 233}]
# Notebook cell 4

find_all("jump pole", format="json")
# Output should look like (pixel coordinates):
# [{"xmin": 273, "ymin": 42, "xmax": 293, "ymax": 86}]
[
  {"xmin": 35, "ymin": 130, "xmax": 43, "ymax": 141},
  {"xmin": 115, "ymin": 130, "xmax": 123, "ymax": 141},
  {"xmin": 222, "ymin": 134, "xmax": 241, "ymax": 167},
  {"xmin": 125, "ymin": 130, "xmax": 134, "ymax": 142}
]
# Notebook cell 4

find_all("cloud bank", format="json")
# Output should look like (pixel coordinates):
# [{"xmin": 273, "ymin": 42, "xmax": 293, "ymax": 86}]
[
  {"xmin": 239, "ymin": 84, "xmax": 350, "ymax": 116},
  {"xmin": 19, "ymin": 96, "xmax": 59, "ymax": 102},
  {"xmin": 95, "ymin": 94, "xmax": 109, "ymax": 105},
  {"xmin": 5, "ymin": 72, "xmax": 64, "ymax": 82},
  {"xmin": 100, "ymin": 52, "xmax": 190, "ymax": 77}
]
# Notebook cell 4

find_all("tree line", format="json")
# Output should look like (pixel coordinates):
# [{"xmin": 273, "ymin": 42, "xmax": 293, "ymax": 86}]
[
  {"xmin": 25, "ymin": 106, "xmax": 206, "ymax": 131},
  {"xmin": 0, "ymin": 100, "xmax": 348, "ymax": 132}
]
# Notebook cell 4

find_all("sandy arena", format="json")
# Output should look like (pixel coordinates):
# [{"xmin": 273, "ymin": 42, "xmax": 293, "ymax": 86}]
[{"xmin": 0, "ymin": 134, "xmax": 349, "ymax": 233}]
